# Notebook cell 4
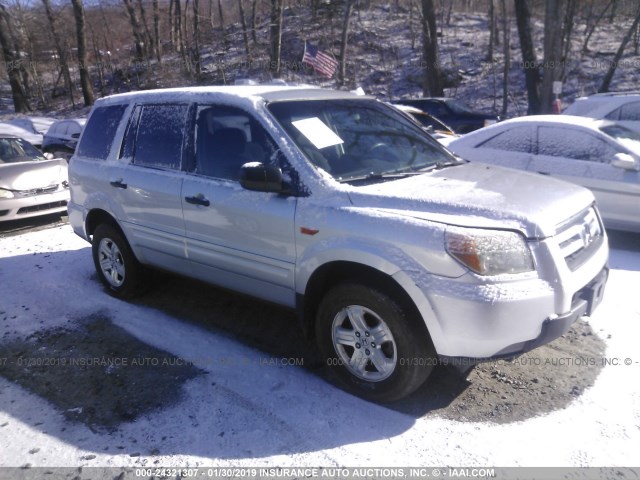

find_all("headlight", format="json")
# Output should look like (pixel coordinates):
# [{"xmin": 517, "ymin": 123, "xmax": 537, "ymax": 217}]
[
  {"xmin": 0, "ymin": 188, "xmax": 14, "ymax": 199},
  {"xmin": 445, "ymin": 226, "xmax": 534, "ymax": 275}
]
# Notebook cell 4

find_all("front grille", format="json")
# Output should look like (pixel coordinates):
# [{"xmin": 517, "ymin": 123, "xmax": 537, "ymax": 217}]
[
  {"xmin": 17, "ymin": 200, "xmax": 67, "ymax": 215},
  {"xmin": 555, "ymin": 206, "xmax": 604, "ymax": 271},
  {"xmin": 15, "ymin": 184, "xmax": 59, "ymax": 197}
]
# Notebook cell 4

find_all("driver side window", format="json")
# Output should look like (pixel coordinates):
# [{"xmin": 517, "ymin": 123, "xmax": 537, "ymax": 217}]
[{"xmin": 194, "ymin": 105, "xmax": 277, "ymax": 181}]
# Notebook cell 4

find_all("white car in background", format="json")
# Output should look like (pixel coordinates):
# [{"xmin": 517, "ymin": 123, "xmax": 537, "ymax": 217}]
[
  {"xmin": 8, "ymin": 116, "xmax": 56, "ymax": 135},
  {"xmin": 0, "ymin": 122, "xmax": 44, "ymax": 147},
  {"xmin": 445, "ymin": 115, "xmax": 640, "ymax": 233},
  {"xmin": 564, "ymin": 92, "xmax": 640, "ymax": 134},
  {"xmin": 0, "ymin": 134, "xmax": 69, "ymax": 222}
]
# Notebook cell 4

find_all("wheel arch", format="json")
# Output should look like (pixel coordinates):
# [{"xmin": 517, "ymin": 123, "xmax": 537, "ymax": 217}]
[
  {"xmin": 85, "ymin": 208, "xmax": 123, "ymax": 238},
  {"xmin": 299, "ymin": 261, "xmax": 432, "ymax": 346}
]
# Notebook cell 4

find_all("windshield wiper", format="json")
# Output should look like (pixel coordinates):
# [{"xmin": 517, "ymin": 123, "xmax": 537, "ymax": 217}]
[{"xmin": 338, "ymin": 171, "xmax": 424, "ymax": 184}]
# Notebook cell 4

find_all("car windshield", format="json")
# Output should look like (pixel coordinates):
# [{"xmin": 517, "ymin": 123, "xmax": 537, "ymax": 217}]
[
  {"xmin": 0, "ymin": 137, "xmax": 45, "ymax": 164},
  {"xmin": 268, "ymin": 99, "xmax": 457, "ymax": 183},
  {"xmin": 600, "ymin": 124, "xmax": 640, "ymax": 156}
]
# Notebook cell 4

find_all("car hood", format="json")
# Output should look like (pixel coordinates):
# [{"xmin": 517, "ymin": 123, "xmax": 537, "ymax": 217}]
[
  {"xmin": 346, "ymin": 162, "xmax": 595, "ymax": 238},
  {"xmin": 0, "ymin": 159, "xmax": 68, "ymax": 191}
]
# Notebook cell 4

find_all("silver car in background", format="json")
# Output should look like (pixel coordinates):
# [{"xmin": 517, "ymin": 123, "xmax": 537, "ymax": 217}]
[
  {"xmin": 445, "ymin": 115, "xmax": 640, "ymax": 233},
  {"xmin": 0, "ymin": 134, "xmax": 69, "ymax": 222}
]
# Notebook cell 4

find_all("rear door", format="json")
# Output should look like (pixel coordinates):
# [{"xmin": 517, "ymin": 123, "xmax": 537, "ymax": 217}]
[
  {"xmin": 181, "ymin": 104, "xmax": 297, "ymax": 306},
  {"xmin": 111, "ymin": 103, "xmax": 191, "ymax": 269}
]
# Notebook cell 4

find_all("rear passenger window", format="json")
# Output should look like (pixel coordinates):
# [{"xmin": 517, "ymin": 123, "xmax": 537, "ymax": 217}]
[
  {"xmin": 478, "ymin": 126, "xmax": 533, "ymax": 153},
  {"xmin": 76, "ymin": 105, "xmax": 127, "ymax": 160},
  {"xmin": 134, "ymin": 104, "xmax": 189, "ymax": 170}
]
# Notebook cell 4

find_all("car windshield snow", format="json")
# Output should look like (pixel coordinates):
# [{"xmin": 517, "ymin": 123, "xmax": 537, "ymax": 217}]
[
  {"xmin": 0, "ymin": 137, "xmax": 46, "ymax": 164},
  {"xmin": 268, "ymin": 99, "xmax": 456, "ymax": 183}
]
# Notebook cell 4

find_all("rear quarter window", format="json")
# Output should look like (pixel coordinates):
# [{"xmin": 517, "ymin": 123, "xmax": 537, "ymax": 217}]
[{"xmin": 76, "ymin": 105, "xmax": 127, "ymax": 160}]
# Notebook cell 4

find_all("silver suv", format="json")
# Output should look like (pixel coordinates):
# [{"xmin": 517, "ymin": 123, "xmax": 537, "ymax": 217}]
[{"xmin": 68, "ymin": 86, "xmax": 609, "ymax": 402}]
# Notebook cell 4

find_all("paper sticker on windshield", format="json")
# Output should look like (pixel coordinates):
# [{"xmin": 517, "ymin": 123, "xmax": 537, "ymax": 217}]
[{"xmin": 292, "ymin": 117, "xmax": 344, "ymax": 149}]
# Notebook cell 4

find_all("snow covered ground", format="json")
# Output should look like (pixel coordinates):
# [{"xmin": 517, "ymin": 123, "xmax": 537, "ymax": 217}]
[{"xmin": 0, "ymin": 224, "xmax": 639, "ymax": 468}]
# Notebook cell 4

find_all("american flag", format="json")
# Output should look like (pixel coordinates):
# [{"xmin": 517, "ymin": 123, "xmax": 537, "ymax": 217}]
[{"xmin": 302, "ymin": 41, "xmax": 338, "ymax": 78}]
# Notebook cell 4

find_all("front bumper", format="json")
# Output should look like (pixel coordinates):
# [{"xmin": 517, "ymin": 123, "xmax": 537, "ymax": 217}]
[
  {"xmin": 440, "ymin": 266, "xmax": 609, "ymax": 366},
  {"xmin": 0, "ymin": 190, "xmax": 69, "ymax": 222}
]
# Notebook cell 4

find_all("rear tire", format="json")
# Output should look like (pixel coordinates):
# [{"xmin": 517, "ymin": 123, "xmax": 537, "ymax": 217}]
[
  {"xmin": 316, "ymin": 283, "xmax": 436, "ymax": 402},
  {"xmin": 92, "ymin": 223, "xmax": 145, "ymax": 298}
]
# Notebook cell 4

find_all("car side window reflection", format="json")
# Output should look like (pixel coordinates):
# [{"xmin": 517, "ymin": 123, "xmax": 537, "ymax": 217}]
[{"xmin": 194, "ymin": 105, "xmax": 277, "ymax": 181}]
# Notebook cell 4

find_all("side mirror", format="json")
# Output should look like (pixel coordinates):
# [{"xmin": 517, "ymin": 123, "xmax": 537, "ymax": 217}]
[
  {"xmin": 239, "ymin": 162, "xmax": 283, "ymax": 193},
  {"xmin": 612, "ymin": 152, "xmax": 638, "ymax": 170},
  {"xmin": 44, "ymin": 152, "xmax": 54, "ymax": 160}
]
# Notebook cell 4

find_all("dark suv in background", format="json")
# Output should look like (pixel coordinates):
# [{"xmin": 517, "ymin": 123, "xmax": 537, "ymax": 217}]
[
  {"xmin": 42, "ymin": 118, "xmax": 86, "ymax": 161},
  {"xmin": 392, "ymin": 98, "xmax": 500, "ymax": 133}
]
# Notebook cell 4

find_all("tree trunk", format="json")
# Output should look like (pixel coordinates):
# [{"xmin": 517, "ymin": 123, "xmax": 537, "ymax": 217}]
[
  {"xmin": 540, "ymin": 0, "xmax": 564, "ymax": 113},
  {"xmin": 421, "ymin": 0, "xmax": 444, "ymax": 96},
  {"xmin": 122, "ymin": 0, "xmax": 147, "ymax": 59},
  {"xmin": 487, "ymin": 0, "xmax": 495, "ymax": 62},
  {"xmin": 136, "ymin": 0, "xmax": 154, "ymax": 55},
  {"xmin": 238, "ymin": 0, "xmax": 251, "ymax": 58},
  {"xmin": 0, "ymin": 4, "xmax": 30, "ymax": 112},
  {"xmin": 514, "ymin": 0, "xmax": 540, "ymax": 114},
  {"xmin": 599, "ymin": 5, "xmax": 640, "ymax": 93},
  {"xmin": 42, "ymin": 0, "xmax": 75, "ymax": 107},
  {"xmin": 500, "ymin": 0, "xmax": 509, "ymax": 117},
  {"xmin": 582, "ymin": 0, "xmax": 614, "ymax": 53},
  {"xmin": 70, "ymin": 0, "xmax": 95, "ymax": 106},
  {"xmin": 251, "ymin": 0, "xmax": 258, "ymax": 45},
  {"xmin": 152, "ymin": 0, "xmax": 161, "ymax": 62},
  {"xmin": 269, "ymin": 0, "xmax": 283, "ymax": 77},
  {"xmin": 339, "ymin": 0, "xmax": 354, "ymax": 85},
  {"xmin": 193, "ymin": 0, "xmax": 202, "ymax": 80}
]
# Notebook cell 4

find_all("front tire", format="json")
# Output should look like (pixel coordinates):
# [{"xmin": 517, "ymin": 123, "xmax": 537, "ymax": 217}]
[
  {"xmin": 316, "ymin": 283, "xmax": 436, "ymax": 402},
  {"xmin": 92, "ymin": 223, "xmax": 145, "ymax": 298}
]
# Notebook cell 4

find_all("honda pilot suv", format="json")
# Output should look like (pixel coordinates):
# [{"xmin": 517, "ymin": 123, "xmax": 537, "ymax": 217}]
[{"xmin": 68, "ymin": 86, "xmax": 609, "ymax": 402}]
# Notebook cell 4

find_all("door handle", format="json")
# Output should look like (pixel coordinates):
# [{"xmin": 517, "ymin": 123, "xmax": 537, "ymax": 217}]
[
  {"xmin": 185, "ymin": 194, "xmax": 210, "ymax": 207},
  {"xmin": 110, "ymin": 179, "xmax": 127, "ymax": 189},
  {"xmin": 537, "ymin": 171, "xmax": 550, "ymax": 176}
]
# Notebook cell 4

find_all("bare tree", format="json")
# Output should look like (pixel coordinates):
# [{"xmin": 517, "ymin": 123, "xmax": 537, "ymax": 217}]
[
  {"xmin": 269, "ymin": 0, "xmax": 283, "ymax": 77},
  {"xmin": 421, "ymin": 0, "xmax": 444, "ymax": 96},
  {"xmin": 514, "ymin": 0, "xmax": 540, "ymax": 114},
  {"xmin": 339, "ymin": 0, "xmax": 354, "ymax": 85},
  {"xmin": 540, "ymin": 0, "xmax": 574, "ymax": 113},
  {"xmin": 238, "ymin": 0, "xmax": 251, "ymax": 58},
  {"xmin": 582, "ymin": 0, "xmax": 614, "ymax": 53},
  {"xmin": 42, "ymin": 0, "xmax": 75, "ymax": 107},
  {"xmin": 599, "ymin": 4, "xmax": 640, "ymax": 92},
  {"xmin": 152, "ymin": 0, "xmax": 161, "ymax": 62},
  {"xmin": 500, "ymin": 0, "xmax": 509, "ymax": 117},
  {"xmin": 0, "ymin": 3, "xmax": 30, "ymax": 112},
  {"xmin": 122, "ymin": 0, "xmax": 148, "ymax": 59},
  {"xmin": 486, "ymin": 0, "xmax": 495, "ymax": 62},
  {"xmin": 193, "ymin": 0, "xmax": 202, "ymax": 79},
  {"xmin": 70, "ymin": 0, "xmax": 95, "ymax": 106}
]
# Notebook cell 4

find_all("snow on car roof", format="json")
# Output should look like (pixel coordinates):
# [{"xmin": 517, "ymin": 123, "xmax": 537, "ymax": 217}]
[
  {"xmin": 488, "ymin": 114, "xmax": 614, "ymax": 129},
  {"xmin": 94, "ymin": 85, "xmax": 362, "ymax": 106}
]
